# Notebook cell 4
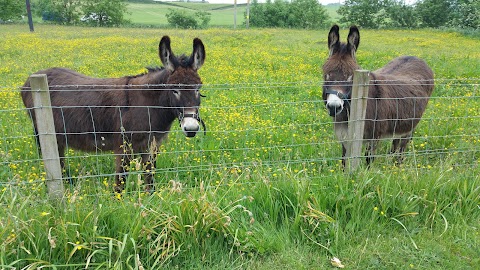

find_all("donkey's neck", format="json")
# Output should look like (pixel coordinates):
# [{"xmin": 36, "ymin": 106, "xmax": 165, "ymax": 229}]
[{"xmin": 128, "ymin": 68, "xmax": 170, "ymax": 85}]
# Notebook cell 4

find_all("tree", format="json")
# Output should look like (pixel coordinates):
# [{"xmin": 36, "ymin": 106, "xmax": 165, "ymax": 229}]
[
  {"xmin": 165, "ymin": 9, "xmax": 211, "ymax": 29},
  {"xmin": 195, "ymin": 10, "xmax": 211, "ymax": 29},
  {"xmin": 449, "ymin": 0, "xmax": 479, "ymax": 29},
  {"xmin": 416, "ymin": 0, "xmax": 453, "ymax": 28},
  {"xmin": 81, "ymin": 0, "xmax": 129, "ymax": 27},
  {"xmin": 0, "ymin": 0, "xmax": 24, "ymax": 22},
  {"xmin": 338, "ymin": 0, "xmax": 388, "ymax": 29},
  {"xmin": 36, "ymin": 0, "xmax": 82, "ymax": 24},
  {"xmin": 35, "ymin": 0, "xmax": 129, "ymax": 26},
  {"xmin": 288, "ymin": 0, "xmax": 329, "ymax": 29},
  {"xmin": 385, "ymin": 0, "xmax": 418, "ymax": 28},
  {"xmin": 247, "ymin": 0, "xmax": 329, "ymax": 29}
]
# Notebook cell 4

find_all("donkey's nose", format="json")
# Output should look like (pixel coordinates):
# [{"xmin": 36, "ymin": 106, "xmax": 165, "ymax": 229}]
[
  {"xmin": 326, "ymin": 93, "xmax": 344, "ymax": 116},
  {"xmin": 181, "ymin": 117, "xmax": 200, "ymax": 137},
  {"xmin": 326, "ymin": 103, "xmax": 343, "ymax": 116}
]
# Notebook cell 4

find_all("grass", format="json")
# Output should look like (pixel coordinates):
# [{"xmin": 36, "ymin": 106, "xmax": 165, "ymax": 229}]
[
  {"xmin": 126, "ymin": 2, "xmax": 248, "ymax": 27},
  {"xmin": 0, "ymin": 24, "xmax": 479, "ymax": 269}
]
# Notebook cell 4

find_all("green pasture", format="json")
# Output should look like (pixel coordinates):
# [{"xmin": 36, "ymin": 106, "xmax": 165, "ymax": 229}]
[
  {"xmin": 126, "ymin": 2, "xmax": 247, "ymax": 27},
  {"xmin": 0, "ymin": 24, "xmax": 479, "ymax": 269}
]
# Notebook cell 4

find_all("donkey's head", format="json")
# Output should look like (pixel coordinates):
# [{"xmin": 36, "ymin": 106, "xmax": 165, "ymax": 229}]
[
  {"xmin": 322, "ymin": 25, "xmax": 361, "ymax": 117},
  {"xmin": 159, "ymin": 36, "xmax": 206, "ymax": 137}
]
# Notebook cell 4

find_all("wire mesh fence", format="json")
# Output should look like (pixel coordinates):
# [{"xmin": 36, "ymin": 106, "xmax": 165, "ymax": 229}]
[{"xmin": 1, "ymin": 78, "xmax": 479, "ymax": 200}]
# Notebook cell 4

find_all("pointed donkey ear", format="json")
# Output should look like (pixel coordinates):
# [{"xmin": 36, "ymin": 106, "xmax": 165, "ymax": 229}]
[
  {"xmin": 328, "ymin": 25, "xmax": 340, "ymax": 57},
  {"xmin": 191, "ymin": 38, "xmax": 205, "ymax": 71},
  {"xmin": 159, "ymin": 36, "xmax": 176, "ymax": 72},
  {"xmin": 347, "ymin": 25, "xmax": 360, "ymax": 57}
]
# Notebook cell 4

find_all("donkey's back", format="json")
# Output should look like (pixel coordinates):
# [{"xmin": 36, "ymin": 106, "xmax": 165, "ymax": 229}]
[
  {"xmin": 374, "ymin": 56, "xmax": 434, "ymax": 97},
  {"xmin": 21, "ymin": 67, "xmax": 128, "ymax": 152},
  {"xmin": 365, "ymin": 56, "xmax": 434, "ymax": 144},
  {"xmin": 21, "ymin": 67, "xmax": 127, "ymax": 108}
]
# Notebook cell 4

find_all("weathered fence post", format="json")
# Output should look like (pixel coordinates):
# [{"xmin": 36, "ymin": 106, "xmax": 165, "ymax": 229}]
[
  {"xmin": 30, "ymin": 74, "xmax": 64, "ymax": 200},
  {"xmin": 346, "ymin": 70, "xmax": 370, "ymax": 172}
]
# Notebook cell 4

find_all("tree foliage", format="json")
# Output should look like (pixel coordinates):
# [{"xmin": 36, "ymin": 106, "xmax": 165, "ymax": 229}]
[
  {"xmin": 0, "ymin": 0, "xmax": 24, "ymax": 22},
  {"xmin": 449, "ymin": 0, "xmax": 480, "ymax": 29},
  {"xmin": 248, "ymin": 0, "xmax": 329, "ymax": 29},
  {"xmin": 81, "ymin": 0, "xmax": 129, "ymax": 27},
  {"xmin": 415, "ymin": 0, "xmax": 453, "ymax": 28},
  {"xmin": 338, "ymin": 0, "xmax": 478, "ymax": 29},
  {"xmin": 384, "ymin": 0, "xmax": 418, "ymax": 28},
  {"xmin": 36, "ymin": 0, "xmax": 82, "ymax": 24},
  {"xmin": 338, "ymin": 0, "xmax": 388, "ymax": 29},
  {"xmin": 35, "ymin": 0, "xmax": 128, "ymax": 26},
  {"xmin": 165, "ymin": 9, "xmax": 211, "ymax": 29}
]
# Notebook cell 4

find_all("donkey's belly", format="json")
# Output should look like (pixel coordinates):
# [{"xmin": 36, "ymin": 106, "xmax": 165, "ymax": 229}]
[
  {"xmin": 334, "ymin": 121, "xmax": 412, "ymax": 143},
  {"xmin": 65, "ymin": 132, "xmax": 117, "ymax": 152}
]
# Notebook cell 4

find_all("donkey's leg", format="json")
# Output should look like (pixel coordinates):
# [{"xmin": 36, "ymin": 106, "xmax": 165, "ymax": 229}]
[
  {"xmin": 114, "ymin": 150, "xmax": 131, "ymax": 193},
  {"xmin": 396, "ymin": 134, "xmax": 413, "ymax": 165},
  {"xmin": 141, "ymin": 152, "xmax": 157, "ymax": 193},
  {"xmin": 341, "ymin": 143, "xmax": 347, "ymax": 168},
  {"xmin": 56, "ymin": 142, "xmax": 73, "ymax": 185},
  {"xmin": 390, "ymin": 138, "xmax": 401, "ymax": 165},
  {"xmin": 365, "ymin": 140, "xmax": 378, "ymax": 167},
  {"xmin": 391, "ymin": 139, "xmax": 401, "ymax": 154}
]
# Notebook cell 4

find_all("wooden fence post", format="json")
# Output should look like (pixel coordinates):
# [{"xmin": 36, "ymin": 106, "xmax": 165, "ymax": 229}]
[
  {"xmin": 30, "ymin": 74, "xmax": 64, "ymax": 200},
  {"xmin": 346, "ymin": 70, "xmax": 370, "ymax": 172}
]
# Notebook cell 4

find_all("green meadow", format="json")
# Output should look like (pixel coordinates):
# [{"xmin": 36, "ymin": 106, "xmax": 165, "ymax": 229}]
[
  {"xmin": 0, "ymin": 24, "xmax": 479, "ymax": 269},
  {"xmin": 126, "ymin": 2, "xmax": 248, "ymax": 27}
]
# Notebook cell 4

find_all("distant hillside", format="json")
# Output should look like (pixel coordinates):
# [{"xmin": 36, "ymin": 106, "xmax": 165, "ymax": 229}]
[
  {"xmin": 126, "ymin": 1, "xmax": 339, "ymax": 27},
  {"xmin": 126, "ymin": 2, "xmax": 247, "ymax": 27}
]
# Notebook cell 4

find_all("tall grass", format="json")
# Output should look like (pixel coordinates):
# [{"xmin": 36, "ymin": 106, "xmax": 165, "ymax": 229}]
[{"xmin": 0, "ymin": 25, "xmax": 479, "ymax": 268}]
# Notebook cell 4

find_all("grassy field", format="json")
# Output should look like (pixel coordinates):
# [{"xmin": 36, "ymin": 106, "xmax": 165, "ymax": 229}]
[
  {"xmin": 125, "ymin": 2, "xmax": 341, "ymax": 28},
  {"xmin": 0, "ymin": 24, "xmax": 479, "ymax": 269},
  {"xmin": 126, "ymin": 2, "xmax": 248, "ymax": 27}
]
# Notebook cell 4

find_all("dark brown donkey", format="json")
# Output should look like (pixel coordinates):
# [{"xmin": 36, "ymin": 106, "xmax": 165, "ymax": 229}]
[
  {"xmin": 322, "ymin": 25, "xmax": 434, "ymax": 166},
  {"xmin": 21, "ymin": 36, "xmax": 206, "ymax": 192}
]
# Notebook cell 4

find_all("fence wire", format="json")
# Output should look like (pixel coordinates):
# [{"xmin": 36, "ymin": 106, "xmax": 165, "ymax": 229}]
[{"xmin": 0, "ymin": 79, "xmax": 479, "ymax": 199}]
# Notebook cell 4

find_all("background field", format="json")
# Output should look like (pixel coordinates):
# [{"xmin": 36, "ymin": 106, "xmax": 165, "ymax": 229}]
[
  {"xmin": 0, "ymin": 24, "xmax": 479, "ymax": 269},
  {"xmin": 125, "ymin": 2, "xmax": 340, "ymax": 27},
  {"xmin": 126, "ymin": 2, "xmax": 248, "ymax": 27}
]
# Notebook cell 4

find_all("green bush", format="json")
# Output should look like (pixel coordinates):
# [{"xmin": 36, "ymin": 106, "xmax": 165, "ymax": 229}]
[
  {"xmin": 247, "ymin": 0, "xmax": 329, "ymax": 29},
  {"xmin": 0, "ymin": 0, "xmax": 24, "ymax": 22},
  {"xmin": 165, "ymin": 9, "xmax": 211, "ymax": 29}
]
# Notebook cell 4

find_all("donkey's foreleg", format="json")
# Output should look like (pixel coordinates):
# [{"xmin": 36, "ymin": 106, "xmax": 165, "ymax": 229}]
[
  {"xmin": 391, "ymin": 139, "xmax": 401, "ymax": 154},
  {"xmin": 57, "ymin": 143, "xmax": 74, "ymax": 185},
  {"xmin": 395, "ymin": 134, "xmax": 413, "ymax": 165},
  {"xmin": 141, "ymin": 152, "xmax": 157, "ymax": 193},
  {"xmin": 365, "ymin": 140, "xmax": 378, "ymax": 167},
  {"xmin": 114, "ymin": 151, "xmax": 131, "ymax": 193},
  {"xmin": 341, "ymin": 143, "xmax": 347, "ymax": 168}
]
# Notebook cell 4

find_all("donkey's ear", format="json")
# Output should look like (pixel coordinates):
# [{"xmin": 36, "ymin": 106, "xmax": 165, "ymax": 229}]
[
  {"xmin": 347, "ymin": 25, "xmax": 360, "ymax": 56},
  {"xmin": 159, "ymin": 36, "xmax": 176, "ymax": 72},
  {"xmin": 191, "ymin": 38, "xmax": 205, "ymax": 70},
  {"xmin": 328, "ymin": 25, "xmax": 340, "ymax": 57}
]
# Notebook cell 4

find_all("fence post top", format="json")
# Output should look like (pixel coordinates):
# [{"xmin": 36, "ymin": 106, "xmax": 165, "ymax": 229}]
[
  {"xmin": 354, "ymin": 69, "xmax": 370, "ymax": 74},
  {"xmin": 30, "ymin": 74, "xmax": 47, "ymax": 78}
]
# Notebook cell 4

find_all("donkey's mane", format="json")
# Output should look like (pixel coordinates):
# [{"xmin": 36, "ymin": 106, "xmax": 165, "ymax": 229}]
[
  {"xmin": 126, "ymin": 66, "xmax": 163, "ymax": 77},
  {"xmin": 127, "ymin": 54, "xmax": 192, "ymax": 79},
  {"xmin": 176, "ymin": 54, "xmax": 193, "ymax": 67}
]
